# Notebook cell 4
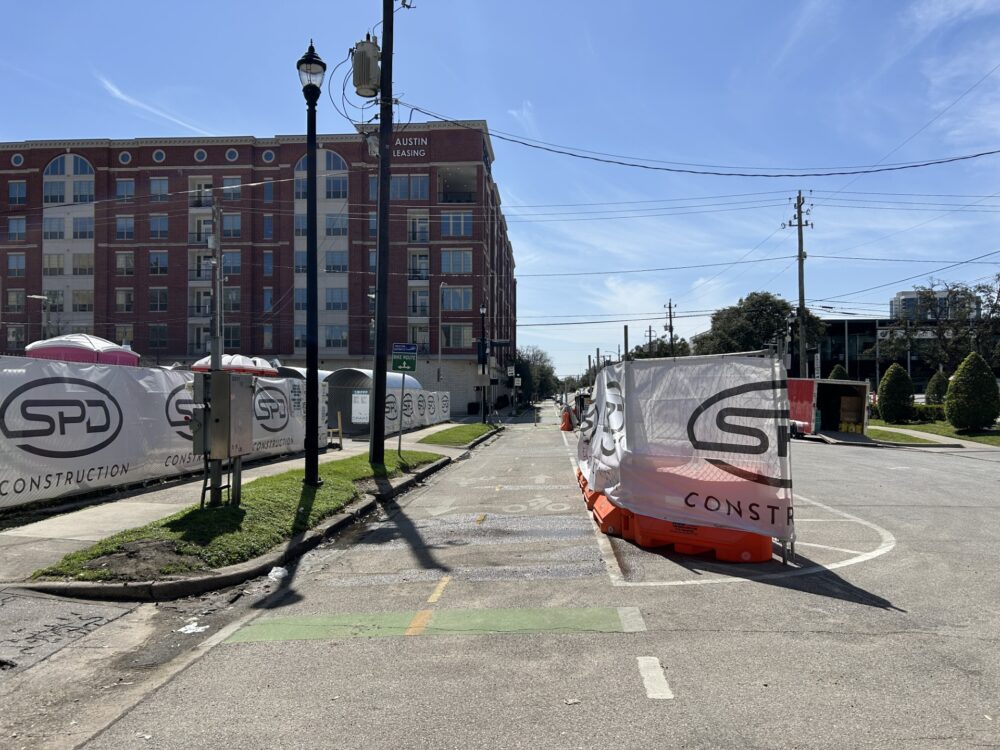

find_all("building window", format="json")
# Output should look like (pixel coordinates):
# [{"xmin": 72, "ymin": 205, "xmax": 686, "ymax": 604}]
[
  {"xmin": 148, "ymin": 323, "xmax": 167, "ymax": 349},
  {"xmin": 326, "ymin": 151, "xmax": 347, "ymax": 171},
  {"xmin": 442, "ymin": 286, "xmax": 472, "ymax": 311},
  {"xmin": 152, "ymin": 149, "xmax": 166, "ymax": 164},
  {"xmin": 262, "ymin": 150, "xmax": 275, "ymax": 164},
  {"xmin": 409, "ymin": 174, "xmax": 429, "ymax": 200},
  {"xmin": 225, "ymin": 148, "xmax": 239, "ymax": 162},
  {"xmin": 263, "ymin": 287, "xmax": 273, "ymax": 313},
  {"xmin": 115, "ymin": 252, "xmax": 135, "ymax": 276},
  {"xmin": 43, "ymin": 181, "xmax": 65, "ymax": 204},
  {"xmin": 6, "ymin": 289, "xmax": 25, "ymax": 313},
  {"xmin": 390, "ymin": 174, "xmax": 409, "ymax": 200},
  {"xmin": 7, "ymin": 253, "xmax": 26, "ymax": 277},
  {"xmin": 149, "ymin": 214, "xmax": 168, "ymax": 239},
  {"xmin": 223, "ymin": 177, "xmax": 241, "ymax": 200},
  {"xmin": 149, "ymin": 288, "xmax": 168, "ymax": 312},
  {"xmin": 368, "ymin": 285, "xmax": 376, "ymax": 313},
  {"xmin": 44, "ymin": 156, "xmax": 66, "ymax": 176},
  {"xmin": 408, "ymin": 288, "xmax": 429, "ymax": 316},
  {"xmin": 407, "ymin": 213, "xmax": 429, "ymax": 242},
  {"xmin": 118, "ymin": 151, "xmax": 132, "ymax": 165},
  {"xmin": 368, "ymin": 175, "xmax": 377, "ymax": 201},
  {"xmin": 222, "ymin": 250, "xmax": 241, "ymax": 275},
  {"xmin": 73, "ymin": 179, "xmax": 95, "ymax": 203},
  {"xmin": 294, "ymin": 214, "xmax": 307, "ymax": 236},
  {"xmin": 72, "ymin": 155, "xmax": 93, "ymax": 175},
  {"xmin": 150, "ymin": 177, "xmax": 169, "ymax": 201},
  {"xmin": 194, "ymin": 148, "xmax": 207, "ymax": 163},
  {"xmin": 294, "ymin": 251, "xmax": 307, "ymax": 273},
  {"xmin": 73, "ymin": 253, "xmax": 94, "ymax": 275},
  {"xmin": 325, "ymin": 214, "xmax": 347, "ymax": 236},
  {"xmin": 325, "ymin": 287, "xmax": 348, "ymax": 311},
  {"xmin": 294, "ymin": 288, "xmax": 307, "ymax": 311},
  {"xmin": 263, "ymin": 251, "xmax": 273, "ymax": 276},
  {"xmin": 45, "ymin": 290, "xmax": 64, "ymax": 313},
  {"xmin": 223, "ymin": 287, "xmax": 241, "ymax": 312},
  {"xmin": 441, "ymin": 211, "xmax": 473, "ymax": 237},
  {"xmin": 368, "ymin": 249, "xmax": 377, "ymax": 273},
  {"xmin": 42, "ymin": 254, "xmax": 64, "ymax": 276},
  {"xmin": 222, "ymin": 213, "xmax": 241, "ymax": 238},
  {"xmin": 325, "ymin": 325, "xmax": 348, "ymax": 348},
  {"xmin": 8, "ymin": 217, "xmax": 26, "ymax": 241},
  {"xmin": 149, "ymin": 250, "xmax": 168, "ymax": 275},
  {"xmin": 325, "ymin": 250, "xmax": 348, "ymax": 273},
  {"xmin": 294, "ymin": 177, "xmax": 307, "ymax": 200},
  {"xmin": 441, "ymin": 324, "xmax": 473, "ymax": 348},
  {"xmin": 441, "ymin": 248, "xmax": 473, "ymax": 274},
  {"xmin": 115, "ymin": 324, "xmax": 133, "ymax": 345},
  {"xmin": 116, "ymin": 216, "xmax": 134, "ymax": 240},
  {"xmin": 325, "ymin": 175, "xmax": 347, "ymax": 199},
  {"xmin": 72, "ymin": 216, "xmax": 94, "ymax": 239},
  {"xmin": 11, "ymin": 153, "xmax": 24, "ymax": 167},
  {"xmin": 116, "ymin": 178, "xmax": 135, "ymax": 203},
  {"xmin": 42, "ymin": 217, "xmax": 65, "ymax": 240},
  {"xmin": 293, "ymin": 325, "xmax": 307, "ymax": 348},
  {"xmin": 72, "ymin": 290, "xmax": 94, "ymax": 312},
  {"xmin": 222, "ymin": 325, "xmax": 240, "ymax": 349},
  {"xmin": 262, "ymin": 324, "xmax": 273, "ymax": 350},
  {"xmin": 8, "ymin": 181, "xmax": 26, "ymax": 206},
  {"xmin": 263, "ymin": 180, "xmax": 274, "ymax": 204},
  {"xmin": 7, "ymin": 325, "xmax": 25, "ymax": 349},
  {"xmin": 368, "ymin": 211, "xmax": 377, "ymax": 238},
  {"xmin": 262, "ymin": 214, "xmax": 273, "ymax": 240}
]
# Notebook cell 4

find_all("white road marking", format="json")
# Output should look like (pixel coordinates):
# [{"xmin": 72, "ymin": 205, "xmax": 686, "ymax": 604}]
[
  {"xmin": 795, "ymin": 542, "xmax": 865, "ymax": 555},
  {"xmin": 617, "ymin": 607, "xmax": 646, "ymax": 632},
  {"xmin": 637, "ymin": 657, "xmax": 674, "ymax": 699}
]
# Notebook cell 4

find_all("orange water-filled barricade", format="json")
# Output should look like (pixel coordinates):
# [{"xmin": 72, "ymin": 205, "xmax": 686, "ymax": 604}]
[{"xmin": 560, "ymin": 409, "xmax": 574, "ymax": 431}]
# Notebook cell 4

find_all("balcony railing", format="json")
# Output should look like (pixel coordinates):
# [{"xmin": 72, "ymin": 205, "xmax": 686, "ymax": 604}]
[
  {"xmin": 188, "ymin": 267, "xmax": 213, "ymax": 281},
  {"xmin": 408, "ymin": 268, "xmax": 429, "ymax": 280},
  {"xmin": 407, "ymin": 231, "xmax": 430, "ymax": 243},
  {"xmin": 189, "ymin": 195, "xmax": 214, "ymax": 208},
  {"xmin": 187, "ymin": 343, "xmax": 210, "ymax": 355},
  {"xmin": 188, "ymin": 305, "xmax": 213, "ymax": 317},
  {"xmin": 407, "ymin": 305, "xmax": 429, "ymax": 316},
  {"xmin": 415, "ymin": 343, "xmax": 430, "ymax": 355},
  {"xmin": 438, "ymin": 191, "xmax": 475, "ymax": 203},
  {"xmin": 188, "ymin": 232, "xmax": 210, "ymax": 245}
]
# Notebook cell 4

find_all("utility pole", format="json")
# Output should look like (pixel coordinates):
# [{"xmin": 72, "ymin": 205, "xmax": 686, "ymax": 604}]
[
  {"xmin": 646, "ymin": 325, "xmax": 654, "ymax": 354},
  {"xmin": 792, "ymin": 191, "xmax": 811, "ymax": 378},
  {"xmin": 207, "ymin": 198, "xmax": 224, "ymax": 506},
  {"xmin": 665, "ymin": 299, "xmax": 675, "ymax": 357},
  {"xmin": 369, "ymin": 0, "xmax": 394, "ymax": 466},
  {"xmin": 587, "ymin": 354, "xmax": 592, "ymax": 386},
  {"xmin": 623, "ymin": 325, "xmax": 629, "ymax": 361}
]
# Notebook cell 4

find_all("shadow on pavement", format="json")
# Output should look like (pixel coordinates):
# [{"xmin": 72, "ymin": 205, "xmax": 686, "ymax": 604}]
[
  {"xmin": 361, "ymin": 487, "xmax": 451, "ymax": 573},
  {"xmin": 251, "ymin": 482, "xmax": 320, "ymax": 610}
]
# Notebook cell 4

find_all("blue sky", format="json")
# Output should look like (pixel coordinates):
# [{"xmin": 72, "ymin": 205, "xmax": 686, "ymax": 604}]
[{"xmin": 5, "ymin": 1, "xmax": 1000, "ymax": 376}]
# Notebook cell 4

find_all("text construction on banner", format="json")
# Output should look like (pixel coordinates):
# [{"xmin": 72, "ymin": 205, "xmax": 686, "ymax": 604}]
[
  {"xmin": 0, "ymin": 356, "xmax": 325, "ymax": 510},
  {"xmin": 578, "ymin": 356, "xmax": 793, "ymax": 541}
]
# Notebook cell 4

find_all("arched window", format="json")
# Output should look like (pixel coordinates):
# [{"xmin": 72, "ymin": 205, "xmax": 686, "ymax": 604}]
[
  {"xmin": 44, "ymin": 155, "xmax": 66, "ymax": 176},
  {"xmin": 295, "ymin": 149, "xmax": 347, "ymax": 173},
  {"xmin": 72, "ymin": 155, "xmax": 94, "ymax": 175}
]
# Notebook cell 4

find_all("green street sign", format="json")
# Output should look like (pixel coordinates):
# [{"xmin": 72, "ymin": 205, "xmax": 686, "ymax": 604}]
[{"xmin": 392, "ymin": 342, "xmax": 417, "ymax": 372}]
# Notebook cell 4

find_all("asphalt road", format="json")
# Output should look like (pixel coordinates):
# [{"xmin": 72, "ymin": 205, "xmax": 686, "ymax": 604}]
[{"xmin": 7, "ymin": 403, "xmax": 1000, "ymax": 749}]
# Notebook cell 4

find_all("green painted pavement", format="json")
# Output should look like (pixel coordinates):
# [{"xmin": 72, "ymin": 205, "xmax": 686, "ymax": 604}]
[{"xmin": 226, "ymin": 607, "xmax": 638, "ymax": 643}]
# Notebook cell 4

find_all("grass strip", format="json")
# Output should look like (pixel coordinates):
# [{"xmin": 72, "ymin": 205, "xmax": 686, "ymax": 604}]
[
  {"xmin": 869, "ymin": 419, "xmax": 1000, "ymax": 446},
  {"xmin": 34, "ymin": 450, "xmax": 442, "ymax": 582},
  {"xmin": 418, "ymin": 423, "xmax": 495, "ymax": 447},
  {"xmin": 866, "ymin": 428, "xmax": 938, "ymax": 445}
]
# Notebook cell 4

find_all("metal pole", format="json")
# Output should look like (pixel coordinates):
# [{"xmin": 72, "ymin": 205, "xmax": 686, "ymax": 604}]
[
  {"xmin": 480, "ymin": 306, "xmax": 487, "ymax": 423},
  {"xmin": 668, "ymin": 299, "xmax": 675, "ymax": 357},
  {"xmin": 303, "ymin": 74, "xmax": 322, "ymax": 487},
  {"xmin": 397, "ymin": 376, "xmax": 405, "ymax": 457},
  {"xmin": 844, "ymin": 319, "xmax": 849, "ymax": 379},
  {"xmin": 207, "ymin": 200, "xmax": 224, "ymax": 506},
  {"xmin": 369, "ymin": 0, "xmax": 395, "ymax": 465},
  {"xmin": 796, "ymin": 191, "xmax": 808, "ymax": 379},
  {"xmin": 623, "ymin": 325, "xmax": 629, "ymax": 361},
  {"xmin": 875, "ymin": 320, "xmax": 881, "ymax": 386},
  {"xmin": 437, "ymin": 282, "xmax": 447, "ymax": 383}
]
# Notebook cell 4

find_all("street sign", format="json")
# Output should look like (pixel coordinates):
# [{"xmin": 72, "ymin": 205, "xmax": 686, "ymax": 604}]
[
  {"xmin": 391, "ymin": 342, "xmax": 417, "ymax": 372},
  {"xmin": 506, "ymin": 365, "xmax": 515, "ymax": 377},
  {"xmin": 813, "ymin": 352, "xmax": 821, "ymax": 378},
  {"xmin": 514, "ymin": 376, "xmax": 522, "ymax": 387}
]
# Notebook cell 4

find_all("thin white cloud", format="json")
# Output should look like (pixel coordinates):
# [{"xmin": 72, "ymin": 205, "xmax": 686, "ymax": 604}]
[
  {"xmin": 96, "ymin": 74, "xmax": 214, "ymax": 136},
  {"xmin": 772, "ymin": 0, "xmax": 832, "ymax": 70},
  {"xmin": 507, "ymin": 99, "xmax": 541, "ymax": 140},
  {"xmin": 907, "ymin": 0, "xmax": 1000, "ymax": 36}
]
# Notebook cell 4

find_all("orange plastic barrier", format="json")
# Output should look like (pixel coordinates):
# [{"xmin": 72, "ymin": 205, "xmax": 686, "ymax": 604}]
[
  {"xmin": 592, "ymin": 494, "xmax": 630, "ymax": 536},
  {"xmin": 583, "ymin": 486, "xmax": 603, "ymax": 510},
  {"xmin": 630, "ymin": 514, "xmax": 772, "ymax": 563},
  {"xmin": 560, "ymin": 410, "xmax": 573, "ymax": 431}
]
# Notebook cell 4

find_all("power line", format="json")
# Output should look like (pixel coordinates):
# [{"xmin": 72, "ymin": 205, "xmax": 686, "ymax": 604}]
[{"xmin": 517, "ymin": 255, "xmax": 797, "ymax": 278}]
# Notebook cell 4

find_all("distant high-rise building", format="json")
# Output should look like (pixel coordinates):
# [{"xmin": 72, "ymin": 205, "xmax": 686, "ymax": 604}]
[{"xmin": 889, "ymin": 289, "xmax": 980, "ymax": 322}]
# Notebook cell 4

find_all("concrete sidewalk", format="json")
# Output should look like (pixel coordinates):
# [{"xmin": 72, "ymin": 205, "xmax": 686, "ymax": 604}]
[
  {"xmin": 0, "ymin": 423, "xmax": 471, "ymax": 583},
  {"xmin": 869, "ymin": 424, "xmax": 1000, "ymax": 450}
]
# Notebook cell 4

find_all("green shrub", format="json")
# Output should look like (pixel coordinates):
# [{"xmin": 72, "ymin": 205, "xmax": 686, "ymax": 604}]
[
  {"xmin": 945, "ymin": 351, "xmax": 1000, "ymax": 430},
  {"xmin": 925, "ymin": 371, "xmax": 949, "ymax": 405},
  {"xmin": 869, "ymin": 402, "xmax": 880, "ymax": 420},
  {"xmin": 878, "ymin": 363, "xmax": 914, "ymax": 423},
  {"xmin": 826, "ymin": 364, "xmax": 849, "ymax": 380},
  {"xmin": 911, "ymin": 403, "xmax": 945, "ymax": 422}
]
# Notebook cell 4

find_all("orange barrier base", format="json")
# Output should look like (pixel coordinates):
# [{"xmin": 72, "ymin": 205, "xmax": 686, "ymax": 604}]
[
  {"xmin": 560, "ymin": 412, "xmax": 573, "ymax": 431},
  {"xmin": 592, "ymin": 494, "xmax": 629, "ymax": 536},
  {"xmin": 630, "ymin": 514, "xmax": 772, "ymax": 563},
  {"xmin": 583, "ymin": 486, "xmax": 602, "ymax": 510}
]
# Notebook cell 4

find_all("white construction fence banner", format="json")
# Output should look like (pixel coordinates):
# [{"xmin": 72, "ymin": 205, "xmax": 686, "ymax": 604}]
[
  {"xmin": 384, "ymin": 389, "xmax": 451, "ymax": 433},
  {"xmin": 578, "ymin": 356, "xmax": 794, "ymax": 541},
  {"xmin": 0, "ymin": 356, "xmax": 325, "ymax": 510}
]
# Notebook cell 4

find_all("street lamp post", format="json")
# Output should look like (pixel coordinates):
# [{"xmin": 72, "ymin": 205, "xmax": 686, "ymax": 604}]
[
  {"xmin": 479, "ymin": 303, "xmax": 487, "ymax": 424},
  {"xmin": 297, "ymin": 41, "xmax": 326, "ymax": 488},
  {"xmin": 437, "ymin": 282, "xmax": 448, "ymax": 383},
  {"xmin": 27, "ymin": 295, "xmax": 49, "ymax": 340}
]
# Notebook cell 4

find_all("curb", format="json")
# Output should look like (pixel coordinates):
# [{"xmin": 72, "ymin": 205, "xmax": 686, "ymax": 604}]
[
  {"xmin": 10, "ymin": 456, "xmax": 452, "ymax": 603},
  {"xmin": 466, "ymin": 426, "xmax": 502, "ymax": 449}
]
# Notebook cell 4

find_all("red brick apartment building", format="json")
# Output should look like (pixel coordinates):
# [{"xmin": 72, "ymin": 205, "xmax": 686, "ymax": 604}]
[{"xmin": 0, "ymin": 121, "xmax": 517, "ymax": 413}]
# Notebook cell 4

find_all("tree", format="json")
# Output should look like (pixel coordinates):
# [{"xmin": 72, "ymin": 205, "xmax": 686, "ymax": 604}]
[
  {"xmin": 827, "ymin": 364, "xmax": 849, "ymax": 380},
  {"xmin": 630, "ymin": 336, "xmax": 691, "ymax": 359},
  {"xmin": 945, "ymin": 351, "xmax": 1000, "ymax": 430},
  {"xmin": 925, "ymin": 371, "xmax": 949, "ymax": 405},
  {"xmin": 513, "ymin": 346, "xmax": 558, "ymax": 401},
  {"xmin": 878, "ymin": 363, "xmax": 914, "ymax": 423},
  {"xmin": 692, "ymin": 292, "xmax": 825, "ymax": 372}
]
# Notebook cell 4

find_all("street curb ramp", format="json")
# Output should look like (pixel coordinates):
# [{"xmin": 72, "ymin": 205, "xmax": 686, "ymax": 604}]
[{"xmin": 13, "ymin": 456, "xmax": 455, "ymax": 603}]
